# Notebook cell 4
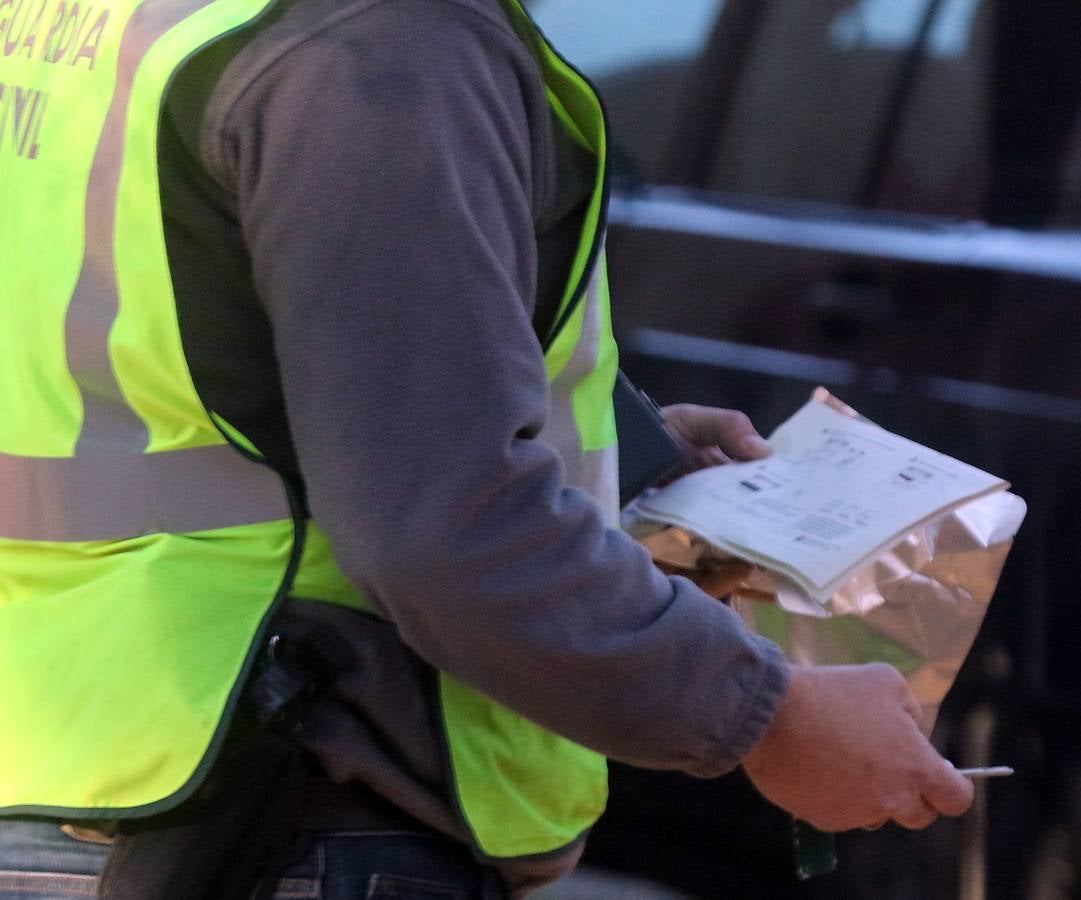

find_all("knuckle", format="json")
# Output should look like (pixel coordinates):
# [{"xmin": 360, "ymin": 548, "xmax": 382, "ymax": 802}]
[
  {"xmin": 864, "ymin": 662, "xmax": 898, "ymax": 682},
  {"xmin": 659, "ymin": 404, "xmax": 685, "ymax": 426},
  {"xmin": 880, "ymin": 795, "xmax": 906, "ymax": 821},
  {"xmin": 867, "ymin": 791, "xmax": 903, "ymax": 826},
  {"xmin": 914, "ymin": 757, "xmax": 945, "ymax": 787},
  {"xmin": 861, "ymin": 662, "xmax": 909, "ymax": 696},
  {"xmin": 727, "ymin": 410, "xmax": 753, "ymax": 431}
]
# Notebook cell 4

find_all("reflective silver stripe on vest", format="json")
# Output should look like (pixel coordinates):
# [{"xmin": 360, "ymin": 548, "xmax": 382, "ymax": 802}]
[
  {"xmin": 3, "ymin": 0, "xmax": 295, "ymax": 543},
  {"xmin": 0, "ymin": 444, "xmax": 291, "ymax": 542},
  {"xmin": 577, "ymin": 445, "xmax": 619, "ymax": 527},
  {"xmin": 539, "ymin": 266, "xmax": 620, "ymax": 526},
  {"xmin": 65, "ymin": 0, "xmax": 219, "ymax": 455}
]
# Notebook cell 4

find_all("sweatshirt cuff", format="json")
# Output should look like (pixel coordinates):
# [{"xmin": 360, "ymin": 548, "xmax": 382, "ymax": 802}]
[{"xmin": 720, "ymin": 636, "xmax": 790, "ymax": 774}]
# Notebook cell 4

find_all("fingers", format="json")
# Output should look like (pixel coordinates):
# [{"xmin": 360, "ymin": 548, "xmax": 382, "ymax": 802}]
[
  {"xmin": 921, "ymin": 759, "xmax": 976, "ymax": 818},
  {"xmin": 888, "ymin": 726, "xmax": 973, "ymax": 828},
  {"xmin": 743, "ymin": 663, "xmax": 975, "ymax": 835},
  {"xmin": 654, "ymin": 561, "xmax": 756, "ymax": 600},
  {"xmin": 861, "ymin": 765, "xmax": 971, "ymax": 831},
  {"xmin": 891, "ymin": 796, "xmax": 940, "ymax": 831},
  {"xmin": 875, "ymin": 766, "xmax": 970, "ymax": 830},
  {"xmin": 884, "ymin": 673, "xmax": 970, "ymax": 823},
  {"xmin": 660, "ymin": 405, "xmax": 772, "ymax": 464},
  {"xmin": 691, "ymin": 561, "xmax": 756, "ymax": 598}
]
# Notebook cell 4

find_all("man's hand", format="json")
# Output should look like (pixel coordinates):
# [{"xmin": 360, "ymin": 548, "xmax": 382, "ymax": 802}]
[
  {"xmin": 654, "ymin": 405, "xmax": 769, "ymax": 598},
  {"xmin": 655, "ymin": 559, "xmax": 756, "ymax": 599},
  {"xmin": 660, "ymin": 404, "xmax": 771, "ymax": 473},
  {"xmin": 743, "ymin": 664, "xmax": 974, "ymax": 832}
]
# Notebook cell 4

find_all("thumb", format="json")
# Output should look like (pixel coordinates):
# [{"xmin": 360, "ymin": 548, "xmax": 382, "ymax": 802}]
[
  {"xmin": 900, "ymin": 687, "xmax": 924, "ymax": 725},
  {"xmin": 662, "ymin": 405, "xmax": 771, "ymax": 461}
]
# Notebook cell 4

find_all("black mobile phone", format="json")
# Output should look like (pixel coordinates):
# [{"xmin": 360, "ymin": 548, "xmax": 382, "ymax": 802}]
[{"xmin": 613, "ymin": 371, "xmax": 683, "ymax": 508}]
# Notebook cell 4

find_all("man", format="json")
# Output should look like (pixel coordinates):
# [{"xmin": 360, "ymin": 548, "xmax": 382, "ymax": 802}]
[{"xmin": 0, "ymin": 0, "xmax": 972, "ymax": 896}]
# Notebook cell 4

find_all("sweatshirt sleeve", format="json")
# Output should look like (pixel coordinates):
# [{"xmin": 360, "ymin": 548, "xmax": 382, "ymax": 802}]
[{"xmin": 212, "ymin": 0, "xmax": 788, "ymax": 777}]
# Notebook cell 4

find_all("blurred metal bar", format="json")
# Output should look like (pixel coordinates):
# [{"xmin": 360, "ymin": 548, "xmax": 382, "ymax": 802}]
[
  {"xmin": 922, "ymin": 376, "xmax": 1081, "ymax": 426},
  {"xmin": 625, "ymin": 327, "xmax": 1081, "ymax": 425},
  {"xmin": 625, "ymin": 328, "xmax": 857, "ymax": 385},
  {"xmin": 609, "ymin": 188, "xmax": 1081, "ymax": 282}
]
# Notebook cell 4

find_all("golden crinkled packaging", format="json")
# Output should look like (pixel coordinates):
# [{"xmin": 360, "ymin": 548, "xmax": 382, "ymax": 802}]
[{"xmin": 634, "ymin": 391, "xmax": 1027, "ymax": 734}]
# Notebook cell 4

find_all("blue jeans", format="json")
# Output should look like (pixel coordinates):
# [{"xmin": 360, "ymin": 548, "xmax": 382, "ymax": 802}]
[{"xmin": 0, "ymin": 818, "xmax": 506, "ymax": 899}]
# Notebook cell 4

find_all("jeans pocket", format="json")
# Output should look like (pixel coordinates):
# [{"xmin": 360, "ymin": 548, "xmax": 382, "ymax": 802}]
[{"xmin": 366, "ymin": 874, "xmax": 467, "ymax": 900}]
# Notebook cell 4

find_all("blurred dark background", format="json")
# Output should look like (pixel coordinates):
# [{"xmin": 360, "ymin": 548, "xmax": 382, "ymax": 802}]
[{"xmin": 528, "ymin": 1, "xmax": 1081, "ymax": 897}]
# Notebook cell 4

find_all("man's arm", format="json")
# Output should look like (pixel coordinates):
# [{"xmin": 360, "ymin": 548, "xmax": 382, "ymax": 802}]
[
  {"xmin": 213, "ymin": 0, "xmax": 972, "ymax": 827},
  {"xmin": 216, "ymin": 0, "xmax": 783, "ymax": 777}
]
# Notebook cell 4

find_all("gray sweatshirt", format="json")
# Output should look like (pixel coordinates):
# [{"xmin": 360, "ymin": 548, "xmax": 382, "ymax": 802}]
[{"xmin": 159, "ymin": 0, "xmax": 788, "ymax": 890}]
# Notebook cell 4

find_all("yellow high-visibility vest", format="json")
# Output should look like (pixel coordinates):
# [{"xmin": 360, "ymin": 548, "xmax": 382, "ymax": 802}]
[{"xmin": 0, "ymin": 0, "xmax": 618, "ymax": 859}]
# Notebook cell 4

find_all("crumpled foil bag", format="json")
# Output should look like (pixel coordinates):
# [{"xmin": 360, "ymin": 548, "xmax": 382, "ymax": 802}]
[{"xmin": 634, "ymin": 391, "xmax": 1028, "ymax": 733}]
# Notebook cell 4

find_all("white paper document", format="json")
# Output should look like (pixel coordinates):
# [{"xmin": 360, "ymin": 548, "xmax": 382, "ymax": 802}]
[{"xmin": 636, "ymin": 399, "xmax": 1009, "ymax": 601}]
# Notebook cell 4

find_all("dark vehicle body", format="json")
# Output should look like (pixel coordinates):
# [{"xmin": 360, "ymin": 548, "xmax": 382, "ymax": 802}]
[{"xmin": 530, "ymin": 0, "xmax": 1081, "ymax": 896}]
